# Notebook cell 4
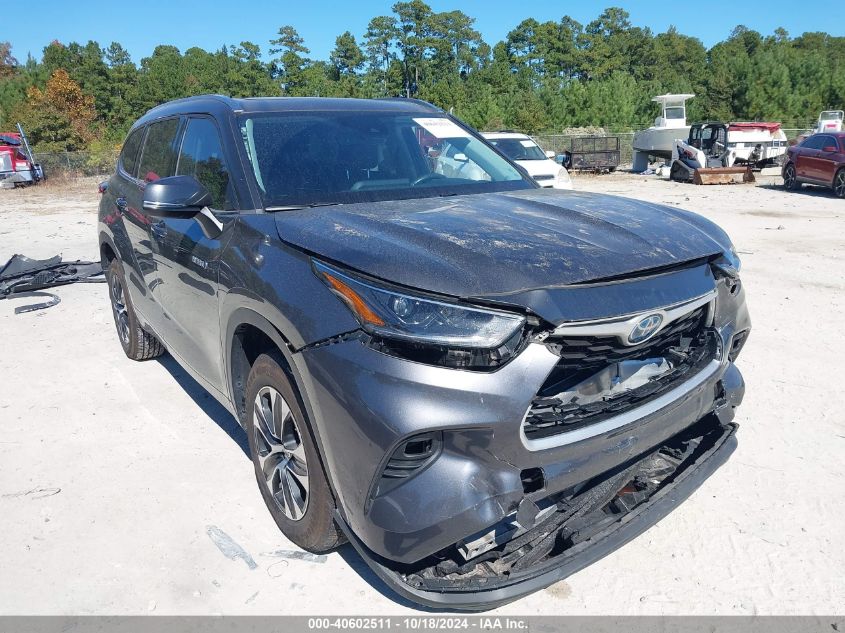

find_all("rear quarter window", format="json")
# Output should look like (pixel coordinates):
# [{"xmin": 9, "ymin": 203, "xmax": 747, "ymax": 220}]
[
  {"xmin": 119, "ymin": 127, "xmax": 144, "ymax": 177},
  {"xmin": 138, "ymin": 118, "xmax": 180, "ymax": 182}
]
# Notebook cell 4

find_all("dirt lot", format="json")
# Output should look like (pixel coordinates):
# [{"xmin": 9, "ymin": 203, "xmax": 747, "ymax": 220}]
[{"xmin": 0, "ymin": 172, "xmax": 843, "ymax": 615}]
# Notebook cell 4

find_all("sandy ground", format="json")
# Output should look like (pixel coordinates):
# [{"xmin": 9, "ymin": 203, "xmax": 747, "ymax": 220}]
[{"xmin": 0, "ymin": 172, "xmax": 843, "ymax": 616}]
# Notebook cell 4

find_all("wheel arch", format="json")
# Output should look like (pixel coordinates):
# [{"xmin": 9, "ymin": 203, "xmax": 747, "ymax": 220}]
[
  {"xmin": 224, "ymin": 306, "xmax": 343, "ymax": 509},
  {"xmin": 99, "ymin": 231, "xmax": 120, "ymax": 270},
  {"xmin": 224, "ymin": 307, "xmax": 296, "ymax": 428}
]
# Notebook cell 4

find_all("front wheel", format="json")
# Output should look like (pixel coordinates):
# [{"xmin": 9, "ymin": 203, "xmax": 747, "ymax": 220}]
[
  {"xmin": 834, "ymin": 169, "xmax": 845, "ymax": 198},
  {"xmin": 783, "ymin": 163, "xmax": 800, "ymax": 190},
  {"xmin": 246, "ymin": 353, "xmax": 344, "ymax": 552}
]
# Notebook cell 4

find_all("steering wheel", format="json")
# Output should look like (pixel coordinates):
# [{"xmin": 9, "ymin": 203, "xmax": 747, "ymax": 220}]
[{"xmin": 411, "ymin": 173, "xmax": 447, "ymax": 187}]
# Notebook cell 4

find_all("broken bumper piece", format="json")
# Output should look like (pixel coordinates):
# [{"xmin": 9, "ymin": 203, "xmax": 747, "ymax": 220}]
[{"xmin": 335, "ymin": 416, "xmax": 737, "ymax": 610}]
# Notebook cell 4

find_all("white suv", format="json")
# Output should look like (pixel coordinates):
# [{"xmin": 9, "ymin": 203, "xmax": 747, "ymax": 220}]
[{"xmin": 482, "ymin": 132, "xmax": 572, "ymax": 189}]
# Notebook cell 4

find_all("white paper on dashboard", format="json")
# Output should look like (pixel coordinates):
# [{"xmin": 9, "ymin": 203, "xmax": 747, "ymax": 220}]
[{"xmin": 413, "ymin": 118, "xmax": 471, "ymax": 138}]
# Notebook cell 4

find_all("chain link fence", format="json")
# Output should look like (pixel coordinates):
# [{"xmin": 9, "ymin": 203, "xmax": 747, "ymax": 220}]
[{"xmin": 32, "ymin": 150, "xmax": 119, "ymax": 179}]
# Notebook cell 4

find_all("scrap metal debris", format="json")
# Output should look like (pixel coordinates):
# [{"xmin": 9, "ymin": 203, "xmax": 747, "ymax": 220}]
[
  {"xmin": 205, "ymin": 525, "xmax": 258, "ymax": 570},
  {"xmin": 1, "ymin": 486, "xmax": 61, "ymax": 499},
  {"xmin": 260, "ymin": 549, "xmax": 327, "ymax": 564},
  {"xmin": 0, "ymin": 254, "xmax": 104, "ymax": 314}
]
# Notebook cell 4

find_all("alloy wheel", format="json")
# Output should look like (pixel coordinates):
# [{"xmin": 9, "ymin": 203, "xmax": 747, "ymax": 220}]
[
  {"xmin": 784, "ymin": 164, "xmax": 796, "ymax": 189},
  {"xmin": 110, "ymin": 274, "xmax": 130, "ymax": 345},
  {"xmin": 835, "ymin": 171, "xmax": 845, "ymax": 198},
  {"xmin": 253, "ymin": 386, "xmax": 310, "ymax": 521}
]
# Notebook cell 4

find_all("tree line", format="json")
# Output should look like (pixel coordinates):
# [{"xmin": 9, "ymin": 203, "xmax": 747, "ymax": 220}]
[{"xmin": 1, "ymin": 3, "xmax": 844, "ymax": 153}]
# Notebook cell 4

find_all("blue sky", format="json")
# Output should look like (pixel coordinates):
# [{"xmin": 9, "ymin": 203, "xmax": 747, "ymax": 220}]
[{"xmin": 9, "ymin": 0, "xmax": 845, "ymax": 63}]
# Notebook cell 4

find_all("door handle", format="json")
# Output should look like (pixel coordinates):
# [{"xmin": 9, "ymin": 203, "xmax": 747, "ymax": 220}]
[{"xmin": 151, "ymin": 220, "xmax": 167, "ymax": 240}]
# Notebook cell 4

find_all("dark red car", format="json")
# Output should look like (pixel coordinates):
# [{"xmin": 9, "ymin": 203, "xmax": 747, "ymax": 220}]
[{"xmin": 783, "ymin": 132, "xmax": 845, "ymax": 198}]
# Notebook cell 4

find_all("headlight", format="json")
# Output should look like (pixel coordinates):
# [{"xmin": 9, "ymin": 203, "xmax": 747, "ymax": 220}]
[
  {"xmin": 714, "ymin": 245, "xmax": 741, "ymax": 278},
  {"xmin": 313, "ymin": 260, "xmax": 526, "ymax": 349},
  {"xmin": 723, "ymin": 245, "xmax": 741, "ymax": 272},
  {"xmin": 555, "ymin": 167, "xmax": 571, "ymax": 188}
]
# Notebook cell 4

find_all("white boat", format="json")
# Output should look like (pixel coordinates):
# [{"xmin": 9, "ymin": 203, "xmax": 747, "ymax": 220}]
[
  {"xmin": 725, "ymin": 122, "xmax": 788, "ymax": 165},
  {"xmin": 632, "ymin": 94, "xmax": 694, "ymax": 171},
  {"xmin": 814, "ymin": 110, "xmax": 844, "ymax": 133}
]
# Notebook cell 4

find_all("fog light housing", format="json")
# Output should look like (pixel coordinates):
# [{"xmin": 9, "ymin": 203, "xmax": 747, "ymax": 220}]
[
  {"xmin": 728, "ymin": 329, "xmax": 749, "ymax": 362},
  {"xmin": 372, "ymin": 431, "xmax": 443, "ymax": 498}
]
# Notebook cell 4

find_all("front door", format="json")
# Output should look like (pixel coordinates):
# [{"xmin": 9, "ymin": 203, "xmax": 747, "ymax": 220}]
[{"xmin": 149, "ymin": 116, "xmax": 239, "ymax": 394}]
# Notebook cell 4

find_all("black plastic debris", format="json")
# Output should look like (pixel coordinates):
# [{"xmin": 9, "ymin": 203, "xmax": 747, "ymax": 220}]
[{"xmin": 0, "ymin": 254, "xmax": 105, "ymax": 314}]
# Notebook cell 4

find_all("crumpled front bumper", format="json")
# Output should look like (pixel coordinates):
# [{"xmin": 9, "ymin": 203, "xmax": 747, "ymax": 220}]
[
  {"xmin": 336, "ymin": 417, "xmax": 738, "ymax": 610},
  {"xmin": 291, "ymin": 266, "xmax": 748, "ymax": 609},
  {"xmin": 296, "ymin": 330, "xmax": 744, "ymax": 567}
]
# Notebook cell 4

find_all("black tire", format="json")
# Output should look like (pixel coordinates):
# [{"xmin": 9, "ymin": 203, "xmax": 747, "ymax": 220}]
[
  {"xmin": 106, "ymin": 258, "xmax": 165, "ymax": 361},
  {"xmin": 246, "ymin": 353, "xmax": 344, "ymax": 553},
  {"xmin": 783, "ymin": 163, "xmax": 800, "ymax": 190},
  {"xmin": 834, "ymin": 168, "xmax": 845, "ymax": 199}
]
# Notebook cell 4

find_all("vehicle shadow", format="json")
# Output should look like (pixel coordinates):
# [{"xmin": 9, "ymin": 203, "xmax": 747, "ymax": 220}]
[
  {"xmin": 336, "ymin": 544, "xmax": 443, "ymax": 613},
  {"xmin": 757, "ymin": 183, "xmax": 838, "ymax": 198},
  {"xmin": 155, "ymin": 356, "xmax": 462, "ymax": 611},
  {"xmin": 156, "ymin": 354, "xmax": 250, "ymax": 459}
]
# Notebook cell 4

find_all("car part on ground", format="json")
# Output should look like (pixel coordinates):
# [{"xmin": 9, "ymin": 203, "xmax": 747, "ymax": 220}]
[
  {"xmin": 98, "ymin": 95, "xmax": 750, "ymax": 610},
  {"xmin": 0, "ymin": 254, "xmax": 104, "ymax": 314}
]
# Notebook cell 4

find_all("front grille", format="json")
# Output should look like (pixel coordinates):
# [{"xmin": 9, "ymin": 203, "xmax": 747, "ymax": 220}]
[{"xmin": 524, "ymin": 304, "xmax": 718, "ymax": 440}]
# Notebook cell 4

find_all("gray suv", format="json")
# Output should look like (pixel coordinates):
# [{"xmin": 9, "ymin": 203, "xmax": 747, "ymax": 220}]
[{"xmin": 98, "ymin": 95, "xmax": 749, "ymax": 609}]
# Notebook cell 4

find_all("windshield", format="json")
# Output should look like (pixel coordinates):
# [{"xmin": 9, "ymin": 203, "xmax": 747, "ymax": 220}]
[
  {"xmin": 238, "ymin": 112, "xmax": 530, "ymax": 207},
  {"xmin": 486, "ymin": 137, "xmax": 547, "ymax": 161},
  {"xmin": 664, "ymin": 106, "xmax": 685, "ymax": 120}
]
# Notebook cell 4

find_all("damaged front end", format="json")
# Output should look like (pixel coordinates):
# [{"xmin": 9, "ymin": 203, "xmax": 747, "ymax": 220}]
[
  {"xmin": 307, "ymin": 256, "xmax": 748, "ymax": 610},
  {"xmin": 337, "ymin": 415, "xmax": 736, "ymax": 609}
]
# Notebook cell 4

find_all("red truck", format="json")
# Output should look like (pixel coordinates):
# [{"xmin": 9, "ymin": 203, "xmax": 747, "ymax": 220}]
[{"xmin": 0, "ymin": 125, "xmax": 44, "ymax": 188}]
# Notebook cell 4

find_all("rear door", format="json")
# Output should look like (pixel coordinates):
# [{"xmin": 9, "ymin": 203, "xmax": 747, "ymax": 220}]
[
  {"xmin": 795, "ymin": 135, "xmax": 823, "ymax": 180},
  {"xmin": 123, "ymin": 117, "xmax": 182, "ymax": 336},
  {"xmin": 149, "ymin": 115, "xmax": 239, "ymax": 393},
  {"xmin": 110, "ymin": 124, "xmax": 163, "ymax": 320},
  {"xmin": 815, "ymin": 135, "xmax": 840, "ymax": 185}
]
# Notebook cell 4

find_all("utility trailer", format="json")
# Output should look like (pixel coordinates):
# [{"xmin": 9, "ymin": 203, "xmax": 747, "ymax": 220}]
[{"xmin": 562, "ymin": 136, "xmax": 621, "ymax": 172}]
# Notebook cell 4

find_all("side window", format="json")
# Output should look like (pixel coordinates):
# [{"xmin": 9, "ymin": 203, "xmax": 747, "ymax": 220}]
[
  {"xmin": 177, "ymin": 118, "xmax": 236, "ymax": 210},
  {"xmin": 801, "ymin": 136, "xmax": 823, "ymax": 150},
  {"xmin": 820, "ymin": 135, "xmax": 837, "ymax": 150},
  {"xmin": 138, "ymin": 118, "xmax": 180, "ymax": 183},
  {"xmin": 119, "ymin": 127, "xmax": 144, "ymax": 177}
]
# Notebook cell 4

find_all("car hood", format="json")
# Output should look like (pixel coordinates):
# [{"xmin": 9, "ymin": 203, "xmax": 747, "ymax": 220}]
[
  {"xmin": 516, "ymin": 159, "xmax": 560, "ymax": 178},
  {"xmin": 274, "ymin": 188, "xmax": 729, "ymax": 316}
]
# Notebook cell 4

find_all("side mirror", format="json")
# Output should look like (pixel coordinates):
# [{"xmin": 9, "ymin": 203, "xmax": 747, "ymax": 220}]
[
  {"xmin": 453, "ymin": 152, "xmax": 469, "ymax": 162},
  {"xmin": 545, "ymin": 150, "xmax": 555, "ymax": 159},
  {"xmin": 143, "ymin": 175, "xmax": 213, "ymax": 212},
  {"xmin": 822, "ymin": 145, "xmax": 838, "ymax": 153}
]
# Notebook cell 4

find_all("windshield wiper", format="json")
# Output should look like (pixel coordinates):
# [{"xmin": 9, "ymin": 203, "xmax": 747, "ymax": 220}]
[{"xmin": 265, "ymin": 202, "xmax": 343, "ymax": 212}]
